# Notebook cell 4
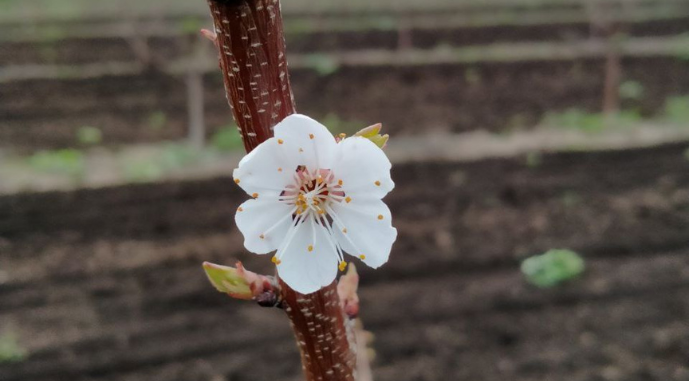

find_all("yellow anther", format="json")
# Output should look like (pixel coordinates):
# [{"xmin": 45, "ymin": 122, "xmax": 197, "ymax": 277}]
[
  {"xmin": 234, "ymin": 178, "xmax": 240, "ymax": 184},
  {"xmin": 375, "ymin": 181, "xmax": 381, "ymax": 186},
  {"xmin": 271, "ymin": 256, "xmax": 281, "ymax": 264},
  {"xmin": 237, "ymin": 207, "xmax": 243, "ymax": 212},
  {"xmin": 345, "ymin": 196, "xmax": 352, "ymax": 203},
  {"xmin": 377, "ymin": 214, "xmax": 384, "ymax": 220},
  {"xmin": 342, "ymin": 228, "xmax": 347, "ymax": 233},
  {"xmin": 313, "ymin": 200, "xmax": 320, "ymax": 206},
  {"xmin": 359, "ymin": 254, "xmax": 366, "ymax": 260},
  {"xmin": 317, "ymin": 176, "xmax": 323, "ymax": 184},
  {"xmin": 278, "ymin": 139, "xmax": 284, "ymax": 144},
  {"xmin": 338, "ymin": 261, "xmax": 347, "ymax": 271},
  {"xmin": 339, "ymin": 133, "xmax": 346, "ymax": 139},
  {"xmin": 318, "ymin": 209, "xmax": 325, "ymax": 215},
  {"xmin": 308, "ymin": 245, "xmax": 314, "ymax": 252},
  {"xmin": 309, "ymin": 134, "xmax": 315, "ymax": 139},
  {"xmin": 252, "ymin": 193, "xmax": 259, "ymax": 198},
  {"xmin": 338, "ymin": 179, "xmax": 343, "ymax": 186},
  {"xmin": 260, "ymin": 234, "xmax": 265, "ymax": 239}
]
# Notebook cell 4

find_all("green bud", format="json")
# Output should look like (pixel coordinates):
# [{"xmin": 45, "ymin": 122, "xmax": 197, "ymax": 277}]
[
  {"xmin": 202, "ymin": 262, "xmax": 253, "ymax": 299},
  {"xmin": 354, "ymin": 123, "xmax": 389, "ymax": 148}
]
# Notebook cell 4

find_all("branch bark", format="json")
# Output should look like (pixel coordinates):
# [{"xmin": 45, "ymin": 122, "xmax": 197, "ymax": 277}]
[
  {"xmin": 203, "ymin": 1, "xmax": 358, "ymax": 379},
  {"xmin": 206, "ymin": 0, "xmax": 295, "ymax": 153}
]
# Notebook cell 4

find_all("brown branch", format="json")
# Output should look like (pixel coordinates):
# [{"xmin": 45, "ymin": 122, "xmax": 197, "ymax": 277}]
[
  {"xmin": 206, "ymin": 0, "xmax": 295, "ymax": 153},
  {"xmin": 203, "ymin": 1, "xmax": 358, "ymax": 379}
]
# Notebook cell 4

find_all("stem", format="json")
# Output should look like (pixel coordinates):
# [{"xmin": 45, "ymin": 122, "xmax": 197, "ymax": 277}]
[
  {"xmin": 204, "ymin": 1, "xmax": 358, "ymax": 379},
  {"xmin": 206, "ymin": 0, "xmax": 296, "ymax": 153},
  {"xmin": 281, "ymin": 279, "xmax": 357, "ymax": 381}
]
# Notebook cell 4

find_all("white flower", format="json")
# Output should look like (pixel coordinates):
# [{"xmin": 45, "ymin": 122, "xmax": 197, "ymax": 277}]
[{"xmin": 233, "ymin": 114, "xmax": 397, "ymax": 294}]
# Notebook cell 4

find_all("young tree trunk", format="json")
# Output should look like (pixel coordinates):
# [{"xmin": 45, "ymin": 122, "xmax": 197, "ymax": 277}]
[{"xmin": 203, "ymin": 1, "xmax": 358, "ymax": 379}]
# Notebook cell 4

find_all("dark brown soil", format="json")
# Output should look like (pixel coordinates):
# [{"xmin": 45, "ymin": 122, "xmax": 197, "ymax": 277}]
[
  {"xmin": 3, "ymin": 56, "xmax": 689, "ymax": 152},
  {"xmin": 3, "ymin": 16, "xmax": 689, "ymax": 66},
  {"xmin": 2, "ymin": 142, "xmax": 689, "ymax": 380}
]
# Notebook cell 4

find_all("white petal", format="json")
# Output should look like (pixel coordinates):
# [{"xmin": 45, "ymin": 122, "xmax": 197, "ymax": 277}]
[
  {"xmin": 330, "ymin": 198, "xmax": 396, "ymax": 268},
  {"xmin": 277, "ymin": 216, "xmax": 339, "ymax": 294},
  {"xmin": 274, "ymin": 114, "xmax": 338, "ymax": 171},
  {"xmin": 235, "ymin": 198, "xmax": 294, "ymax": 254},
  {"xmin": 331, "ymin": 136, "xmax": 394, "ymax": 200},
  {"xmin": 233, "ymin": 137, "xmax": 299, "ymax": 200}
]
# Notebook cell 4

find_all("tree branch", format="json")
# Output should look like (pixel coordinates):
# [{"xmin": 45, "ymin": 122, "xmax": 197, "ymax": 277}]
[
  {"xmin": 202, "ymin": 1, "xmax": 358, "ymax": 379},
  {"xmin": 206, "ymin": 0, "xmax": 295, "ymax": 153}
]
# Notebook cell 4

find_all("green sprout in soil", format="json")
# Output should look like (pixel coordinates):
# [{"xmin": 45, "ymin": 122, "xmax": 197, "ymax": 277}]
[
  {"xmin": 0, "ymin": 332, "xmax": 26, "ymax": 363},
  {"xmin": 561, "ymin": 191, "xmax": 582, "ymax": 208},
  {"xmin": 619, "ymin": 80, "xmax": 644, "ymax": 101},
  {"xmin": 464, "ymin": 67, "xmax": 482, "ymax": 84},
  {"xmin": 542, "ymin": 108, "xmax": 642, "ymax": 133},
  {"xmin": 664, "ymin": 96, "xmax": 689, "ymax": 125},
  {"xmin": 76, "ymin": 126, "xmax": 103, "ymax": 145},
  {"xmin": 525, "ymin": 152, "xmax": 542, "ymax": 168},
  {"xmin": 521, "ymin": 249, "xmax": 585, "ymax": 288},
  {"xmin": 122, "ymin": 161, "xmax": 164, "ymax": 183},
  {"xmin": 28, "ymin": 149, "xmax": 85, "ymax": 178},
  {"xmin": 121, "ymin": 143, "xmax": 205, "ymax": 183},
  {"xmin": 673, "ymin": 33, "xmax": 689, "ymax": 61},
  {"xmin": 211, "ymin": 125, "xmax": 243, "ymax": 152},
  {"xmin": 147, "ymin": 111, "xmax": 168, "ymax": 131}
]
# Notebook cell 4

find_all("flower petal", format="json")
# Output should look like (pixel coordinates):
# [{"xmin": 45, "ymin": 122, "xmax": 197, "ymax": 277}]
[
  {"xmin": 277, "ymin": 216, "xmax": 339, "ymax": 294},
  {"xmin": 274, "ymin": 114, "xmax": 338, "ymax": 171},
  {"xmin": 235, "ymin": 198, "xmax": 294, "ymax": 254},
  {"xmin": 331, "ymin": 136, "xmax": 394, "ymax": 200},
  {"xmin": 329, "ymin": 198, "xmax": 396, "ymax": 268},
  {"xmin": 233, "ymin": 137, "xmax": 300, "ymax": 200}
]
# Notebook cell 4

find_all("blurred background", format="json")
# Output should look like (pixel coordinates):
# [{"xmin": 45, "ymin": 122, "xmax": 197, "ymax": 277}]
[{"xmin": 2, "ymin": 0, "xmax": 689, "ymax": 380}]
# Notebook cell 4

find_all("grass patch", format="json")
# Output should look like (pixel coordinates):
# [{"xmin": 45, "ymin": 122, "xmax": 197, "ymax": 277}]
[
  {"xmin": 664, "ymin": 96, "xmax": 689, "ymax": 125},
  {"xmin": 27, "ymin": 149, "xmax": 85, "ymax": 178},
  {"xmin": 76, "ymin": 126, "xmax": 102, "ymax": 145},
  {"xmin": 0, "ymin": 332, "xmax": 26, "ymax": 363},
  {"xmin": 542, "ymin": 108, "xmax": 642, "ymax": 133}
]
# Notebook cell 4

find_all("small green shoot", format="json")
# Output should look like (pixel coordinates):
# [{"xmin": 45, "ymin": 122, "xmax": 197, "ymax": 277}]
[
  {"xmin": 147, "ymin": 111, "xmax": 168, "ymax": 131},
  {"xmin": 0, "ymin": 332, "xmax": 26, "ymax": 363},
  {"xmin": 542, "ymin": 109, "xmax": 641, "ymax": 133},
  {"xmin": 525, "ymin": 152, "xmax": 542, "ymax": 168},
  {"xmin": 354, "ymin": 123, "xmax": 389, "ymax": 148},
  {"xmin": 521, "ymin": 249, "xmax": 585, "ymax": 288},
  {"xmin": 202, "ymin": 262, "xmax": 253, "ymax": 300},
  {"xmin": 120, "ymin": 143, "xmax": 207, "ymax": 183},
  {"xmin": 664, "ymin": 96, "xmax": 689, "ymax": 125},
  {"xmin": 619, "ymin": 80, "xmax": 644, "ymax": 100},
  {"xmin": 76, "ymin": 126, "xmax": 102, "ymax": 145},
  {"xmin": 28, "ymin": 149, "xmax": 85, "ymax": 178},
  {"xmin": 122, "ymin": 161, "xmax": 164, "ymax": 183},
  {"xmin": 159, "ymin": 143, "xmax": 202, "ymax": 169}
]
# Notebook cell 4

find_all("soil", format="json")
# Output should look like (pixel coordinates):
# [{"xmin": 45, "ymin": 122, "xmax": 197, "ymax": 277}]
[
  {"xmin": 2, "ymin": 16, "xmax": 688, "ymax": 65},
  {"xmin": 3, "ymin": 56, "xmax": 689, "ymax": 152},
  {"xmin": 2, "ymin": 142, "xmax": 689, "ymax": 380}
]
